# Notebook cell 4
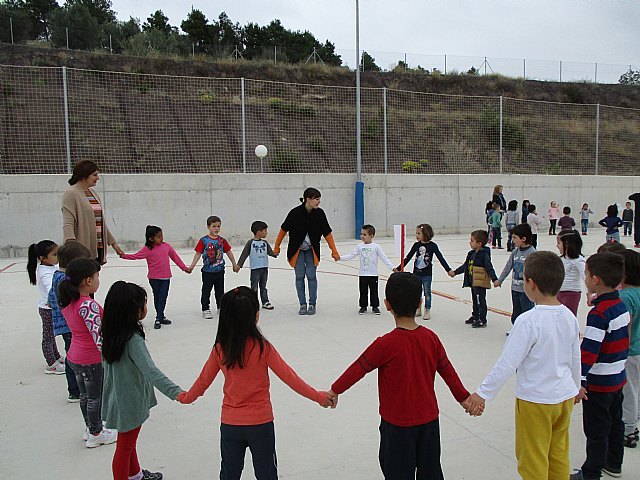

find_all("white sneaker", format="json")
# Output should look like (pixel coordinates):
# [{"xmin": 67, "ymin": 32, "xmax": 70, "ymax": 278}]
[
  {"xmin": 44, "ymin": 361, "xmax": 65, "ymax": 375},
  {"xmin": 202, "ymin": 309, "xmax": 213, "ymax": 319},
  {"xmin": 85, "ymin": 428, "xmax": 117, "ymax": 448},
  {"xmin": 423, "ymin": 309, "xmax": 431, "ymax": 320}
]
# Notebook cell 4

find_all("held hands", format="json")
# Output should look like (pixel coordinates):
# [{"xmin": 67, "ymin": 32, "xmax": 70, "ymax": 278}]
[
  {"xmin": 273, "ymin": 246, "xmax": 280, "ymax": 256},
  {"xmin": 448, "ymin": 270, "xmax": 456, "ymax": 278},
  {"xmin": 112, "ymin": 243, "xmax": 125, "ymax": 257},
  {"xmin": 321, "ymin": 389, "xmax": 338, "ymax": 409},
  {"xmin": 332, "ymin": 252, "xmax": 341, "ymax": 261},
  {"xmin": 493, "ymin": 280, "xmax": 501, "ymax": 288},
  {"xmin": 176, "ymin": 391, "xmax": 193, "ymax": 404},
  {"xmin": 574, "ymin": 386, "xmax": 588, "ymax": 404},
  {"xmin": 233, "ymin": 265, "xmax": 241, "ymax": 273},
  {"xmin": 462, "ymin": 393, "xmax": 485, "ymax": 416},
  {"xmin": 184, "ymin": 267, "xmax": 193, "ymax": 274}
]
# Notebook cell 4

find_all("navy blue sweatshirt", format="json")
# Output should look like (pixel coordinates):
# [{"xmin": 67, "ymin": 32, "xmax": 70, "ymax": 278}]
[{"xmin": 397, "ymin": 241, "xmax": 451, "ymax": 276}]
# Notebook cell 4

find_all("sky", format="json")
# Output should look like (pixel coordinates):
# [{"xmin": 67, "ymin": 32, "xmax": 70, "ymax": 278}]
[{"xmin": 110, "ymin": 0, "xmax": 639, "ymax": 79}]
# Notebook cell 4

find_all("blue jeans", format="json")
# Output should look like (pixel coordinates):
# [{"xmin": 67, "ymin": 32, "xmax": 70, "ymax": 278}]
[
  {"xmin": 416, "ymin": 274, "xmax": 433, "ymax": 310},
  {"xmin": 511, "ymin": 290, "xmax": 534, "ymax": 325},
  {"xmin": 149, "ymin": 279, "xmax": 170, "ymax": 321},
  {"xmin": 624, "ymin": 222, "xmax": 633, "ymax": 236},
  {"xmin": 606, "ymin": 232, "xmax": 621, "ymax": 243},
  {"xmin": 220, "ymin": 421, "xmax": 277, "ymax": 480},
  {"xmin": 581, "ymin": 218, "xmax": 589, "ymax": 234},
  {"xmin": 294, "ymin": 249, "xmax": 317, "ymax": 306},
  {"xmin": 506, "ymin": 224, "xmax": 516, "ymax": 250}
]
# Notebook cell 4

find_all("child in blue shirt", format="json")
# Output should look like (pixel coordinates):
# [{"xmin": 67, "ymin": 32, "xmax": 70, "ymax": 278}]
[{"xmin": 237, "ymin": 221, "xmax": 279, "ymax": 310}]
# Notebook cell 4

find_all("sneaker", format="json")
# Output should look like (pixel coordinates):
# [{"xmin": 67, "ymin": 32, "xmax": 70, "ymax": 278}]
[
  {"xmin": 160, "ymin": 317, "xmax": 172, "ymax": 325},
  {"xmin": 634, "ymin": 428, "xmax": 639, "ymax": 440},
  {"xmin": 359, "ymin": 307, "xmax": 367, "ymax": 315},
  {"xmin": 624, "ymin": 433, "xmax": 637, "ymax": 448},
  {"xmin": 298, "ymin": 304, "xmax": 307, "ymax": 315},
  {"xmin": 154, "ymin": 320, "xmax": 161, "ymax": 329},
  {"xmin": 415, "ymin": 308, "xmax": 421, "ymax": 317},
  {"xmin": 307, "ymin": 304, "xmax": 316, "ymax": 315},
  {"xmin": 569, "ymin": 470, "xmax": 584, "ymax": 480},
  {"xmin": 86, "ymin": 428, "xmax": 117, "ymax": 448},
  {"xmin": 472, "ymin": 319, "xmax": 487, "ymax": 328},
  {"xmin": 45, "ymin": 361, "xmax": 65, "ymax": 375},
  {"xmin": 202, "ymin": 310, "xmax": 213, "ymax": 319},
  {"xmin": 372, "ymin": 307, "xmax": 381, "ymax": 315},
  {"xmin": 83, "ymin": 428, "xmax": 89, "ymax": 441},
  {"xmin": 602, "ymin": 465, "xmax": 622, "ymax": 477},
  {"xmin": 465, "ymin": 316, "xmax": 476, "ymax": 325},
  {"xmin": 262, "ymin": 303, "xmax": 274, "ymax": 310},
  {"xmin": 67, "ymin": 393, "xmax": 80, "ymax": 403},
  {"xmin": 422, "ymin": 309, "xmax": 430, "ymax": 320},
  {"xmin": 140, "ymin": 469, "xmax": 163, "ymax": 480}
]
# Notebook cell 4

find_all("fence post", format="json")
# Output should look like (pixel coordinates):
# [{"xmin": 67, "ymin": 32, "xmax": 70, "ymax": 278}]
[
  {"xmin": 274, "ymin": 46, "xmax": 277, "ymax": 64},
  {"xmin": 595, "ymin": 103, "xmax": 600, "ymax": 175},
  {"xmin": 10, "ymin": 17, "xmax": 13, "ymax": 44},
  {"xmin": 241, "ymin": 78, "xmax": 247, "ymax": 173},
  {"xmin": 594, "ymin": 62, "xmax": 598, "ymax": 83},
  {"xmin": 383, "ymin": 87, "xmax": 388, "ymax": 175},
  {"xmin": 444, "ymin": 54, "xmax": 447, "ymax": 74},
  {"xmin": 523, "ymin": 58, "xmax": 526, "ymax": 79},
  {"xmin": 66, "ymin": 27, "xmax": 69, "ymax": 49},
  {"xmin": 499, "ymin": 96, "xmax": 503, "ymax": 174},
  {"xmin": 62, "ymin": 66, "xmax": 72, "ymax": 174},
  {"xmin": 559, "ymin": 60, "xmax": 562, "ymax": 82}
]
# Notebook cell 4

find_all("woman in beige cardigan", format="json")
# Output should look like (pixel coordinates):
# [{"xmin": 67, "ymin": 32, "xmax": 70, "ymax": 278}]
[{"xmin": 62, "ymin": 161, "xmax": 123, "ymax": 264}]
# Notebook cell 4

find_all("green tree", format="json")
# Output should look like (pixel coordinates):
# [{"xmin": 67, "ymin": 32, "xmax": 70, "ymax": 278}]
[
  {"xmin": 11, "ymin": 0, "xmax": 60, "ymax": 39},
  {"xmin": 180, "ymin": 8, "xmax": 209, "ymax": 49},
  {"xmin": 143, "ymin": 10, "xmax": 174, "ymax": 35},
  {"xmin": 360, "ymin": 51, "xmax": 381, "ymax": 72},
  {"xmin": 49, "ymin": 3, "xmax": 100, "ymax": 49},
  {"xmin": 0, "ymin": 3, "xmax": 32, "ymax": 43},
  {"xmin": 619, "ymin": 68, "xmax": 640, "ymax": 86},
  {"xmin": 100, "ymin": 17, "xmax": 140, "ymax": 54},
  {"xmin": 64, "ymin": 0, "xmax": 115, "ymax": 25}
]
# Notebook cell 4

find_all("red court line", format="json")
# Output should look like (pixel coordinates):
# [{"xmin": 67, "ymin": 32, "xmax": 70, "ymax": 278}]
[{"xmin": 0, "ymin": 262, "xmax": 17, "ymax": 273}]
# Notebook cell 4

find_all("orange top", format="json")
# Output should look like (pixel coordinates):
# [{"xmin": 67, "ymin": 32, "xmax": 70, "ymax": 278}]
[{"xmin": 178, "ymin": 340, "xmax": 325, "ymax": 425}]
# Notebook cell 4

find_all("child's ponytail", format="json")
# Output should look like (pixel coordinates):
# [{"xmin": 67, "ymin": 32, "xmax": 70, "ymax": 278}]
[
  {"xmin": 102, "ymin": 281, "xmax": 146, "ymax": 364},
  {"xmin": 27, "ymin": 240, "xmax": 57, "ymax": 285},
  {"xmin": 58, "ymin": 258, "xmax": 101, "ymax": 308}
]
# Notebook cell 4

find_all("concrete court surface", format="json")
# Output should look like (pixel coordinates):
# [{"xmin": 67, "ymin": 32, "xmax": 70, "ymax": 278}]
[{"xmin": 1, "ymin": 233, "xmax": 639, "ymax": 480}]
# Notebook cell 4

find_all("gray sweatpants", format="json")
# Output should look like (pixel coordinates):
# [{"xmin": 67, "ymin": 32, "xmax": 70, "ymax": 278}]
[
  {"xmin": 623, "ymin": 355, "xmax": 640, "ymax": 435},
  {"xmin": 250, "ymin": 267, "xmax": 270, "ymax": 305}
]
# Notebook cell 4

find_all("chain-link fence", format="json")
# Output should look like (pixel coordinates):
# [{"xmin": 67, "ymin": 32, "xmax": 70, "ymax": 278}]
[{"xmin": 1, "ymin": 65, "xmax": 639, "ymax": 175}]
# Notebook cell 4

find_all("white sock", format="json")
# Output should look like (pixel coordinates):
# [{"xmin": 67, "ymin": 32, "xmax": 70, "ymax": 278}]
[{"xmin": 129, "ymin": 471, "xmax": 143, "ymax": 480}]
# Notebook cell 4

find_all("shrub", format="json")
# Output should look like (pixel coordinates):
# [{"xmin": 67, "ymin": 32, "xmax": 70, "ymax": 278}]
[
  {"xmin": 267, "ymin": 97, "xmax": 316, "ymax": 115},
  {"xmin": 270, "ymin": 149, "xmax": 301, "ymax": 172}
]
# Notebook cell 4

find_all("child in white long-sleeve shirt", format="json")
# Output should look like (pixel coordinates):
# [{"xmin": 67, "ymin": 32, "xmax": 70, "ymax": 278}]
[
  {"xmin": 526, "ymin": 203, "xmax": 542, "ymax": 248},
  {"xmin": 339, "ymin": 224, "xmax": 394, "ymax": 315}
]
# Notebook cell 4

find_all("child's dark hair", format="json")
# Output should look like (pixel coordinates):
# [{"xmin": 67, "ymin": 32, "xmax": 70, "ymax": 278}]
[
  {"xmin": 215, "ymin": 286, "xmax": 265, "ymax": 369},
  {"xmin": 385, "ymin": 272, "xmax": 422, "ymax": 317},
  {"xmin": 563, "ymin": 206, "xmax": 571, "ymax": 215},
  {"xmin": 524, "ymin": 251, "xmax": 565, "ymax": 296},
  {"xmin": 508, "ymin": 200, "xmax": 518, "ymax": 211},
  {"xmin": 471, "ymin": 230, "xmax": 488, "ymax": 246},
  {"xmin": 417, "ymin": 224, "xmax": 433, "ymax": 242},
  {"xmin": 557, "ymin": 230, "xmax": 583, "ymax": 259},
  {"xmin": 362, "ymin": 224, "xmax": 376, "ymax": 236},
  {"xmin": 144, "ymin": 225, "xmax": 162, "ymax": 249},
  {"xmin": 57, "ymin": 240, "xmax": 92, "ymax": 269},
  {"xmin": 607, "ymin": 204, "xmax": 618, "ymax": 217},
  {"xmin": 586, "ymin": 253, "xmax": 624, "ymax": 289},
  {"xmin": 621, "ymin": 249, "xmax": 640, "ymax": 286},
  {"xmin": 511, "ymin": 223, "xmax": 533, "ymax": 244},
  {"xmin": 251, "ymin": 220, "xmax": 268, "ymax": 234},
  {"xmin": 523, "ymin": 199, "xmax": 530, "ymax": 207},
  {"xmin": 102, "ymin": 281, "xmax": 146, "ymax": 364},
  {"xmin": 485, "ymin": 201, "xmax": 494, "ymax": 212},
  {"xmin": 58, "ymin": 258, "xmax": 101, "ymax": 308},
  {"xmin": 597, "ymin": 241, "xmax": 626, "ymax": 254},
  {"xmin": 27, "ymin": 240, "xmax": 57, "ymax": 285},
  {"xmin": 528, "ymin": 203, "xmax": 536, "ymax": 213},
  {"xmin": 300, "ymin": 187, "xmax": 321, "ymax": 203},
  {"xmin": 207, "ymin": 215, "xmax": 221, "ymax": 226}
]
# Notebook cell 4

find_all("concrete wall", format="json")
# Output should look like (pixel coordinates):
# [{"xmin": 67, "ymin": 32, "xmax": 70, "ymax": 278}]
[{"xmin": 2, "ymin": 174, "xmax": 639, "ymax": 256}]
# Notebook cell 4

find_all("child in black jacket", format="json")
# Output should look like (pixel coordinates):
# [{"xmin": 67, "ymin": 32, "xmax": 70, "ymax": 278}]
[{"xmin": 449, "ymin": 230, "xmax": 498, "ymax": 328}]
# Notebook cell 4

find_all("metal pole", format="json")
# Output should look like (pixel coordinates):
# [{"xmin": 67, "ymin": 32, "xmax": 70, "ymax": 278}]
[
  {"xmin": 241, "ymin": 78, "xmax": 247, "ymax": 173},
  {"xmin": 62, "ymin": 67, "xmax": 72, "ymax": 174},
  {"xmin": 404, "ymin": 52, "xmax": 407, "ymax": 68},
  {"xmin": 484, "ymin": 57, "xmax": 487, "ymax": 75},
  {"xmin": 109, "ymin": 34, "xmax": 112, "ymax": 54},
  {"xmin": 559, "ymin": 60, "xmax": 562, "ymax": 82},
  {"xmin": 444, "ymin": 54, "xmax": 447, "ymax": 74},
  {"xmin": 499, "ymin": 96, "xmax": 503, "ymax": 174},
  {"xmin": 66, "ymin": 27, "xmax": 69, "ymax": 49},
  {"xmin": 355, "ymin": 0, "xmax": 361, "ymax": 183},
  {"xmin": 192, "ymin": 43, "xmax": 194, "ymax": 56},
  {"xmin": 383, "ymin": 87, "xmax": 388, "ymax": 175},
  {"xmin": 595, "ymin": 104, "xmax": 600, "ymax": 175},
  {"xmin": 523, "ymin": 58, "xmax": 526, "ymax": 79},
  {"xmin": 10, "ymin": 17, "xmax": 14, "ymax": 44},
  {"xmin": 274, "ymin": 46, "xmax": 277, "ymax": 64},
  {"xmin": 594, "ymin": 62, "xmax": 598, "ymax": 83}
]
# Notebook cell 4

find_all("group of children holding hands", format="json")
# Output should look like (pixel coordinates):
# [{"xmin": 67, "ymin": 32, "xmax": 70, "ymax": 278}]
[{"xmin": 25, "ymin": 186, "xmax": 640, "ymax": 480}]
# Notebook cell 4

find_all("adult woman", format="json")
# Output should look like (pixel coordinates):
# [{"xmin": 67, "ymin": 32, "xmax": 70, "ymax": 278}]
[
  {"xmin": 273, "ymin": 188, "xmax": 340, "ymax": 315},
  {"xmin": 62, "ymin": 160, "xmax": 123, "ymax": 264},
  {"xmin": 492, "ymin": 184, "xmax": 507, "ymax": 212}
]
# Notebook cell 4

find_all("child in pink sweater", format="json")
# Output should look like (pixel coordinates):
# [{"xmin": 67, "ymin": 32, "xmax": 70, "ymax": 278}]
[{"xmin": 120, "ymin": 225, "xmax": 190, "ymax": 329}]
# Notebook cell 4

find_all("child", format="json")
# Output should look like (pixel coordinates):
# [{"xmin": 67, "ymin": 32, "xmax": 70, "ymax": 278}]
[
  {"xmin": 58, "ymin": 258, "xmax": 117, "ymax": 448},
  {"xmin": 466, "ymin": 252, "xmax": 581, "ymax": 480},
  {"xmin": 49, "ymin": 240, "xmax": 92, "ymax": 401},
  {"xmin": 526, "ymin": 204, "xmax": 542, "ymax": 248},
  {"xmin": 339, "ymin": 224, "xmax": 394, "ymax": 315},
  {"xmin": 622, "ymin": 201, "xmax": 634, "ymax": 237},
  {"xmin": 521, "ymin": 199, "xmax": 530, "ymax": 225},
  {"xmin": 548, "ymin": 201, "xmax": 560, "ymax": 235},
  {"xmin": 237, "ymin": 221, "xmax": 278, "ymax": 310},
  {"xmin": 328, "ymin": 272, "xmax": 473, "ymax": 479},
  {"xmin": 397, "ymin": 223, "xmax": 454, "ymax": 320},
  {"xmin": 558, "ymin": 206, "xmax": 576, "ymax": 231},
  {"xmin": 178, "ymin": 287, "xmax": 334, "ymax": 479},
  {"xmin": 188, "ymin": 215, "xmax": 238, "ymax": 319},
  {"xmin": 120, "ymin": 225, "xmax": 190, "ymax": 329},
  {"xmin": 505, "ymin": 200, "xmax": 519, "ymax": 252},
  {"xmin": 101, "ymin": 281, "xmax": 184, "ymax": 480},
  {"xmin": 599, "ymin": 204, "xmax": 624, "ymax": 243},
  {"xmin": 449, "ymin": 230, "xmax": 497, "ymax": 328},
  {"xmin": 27, "ymin": 240, "xmax": 64, "ymax": 374},
  {"xmin": 488, "ymin": 204, "xmax": 504, "ymax": 249},
  {"xmin": 556, "ymin": 230, "xmax": 586, "ymax": 316},
  {"xmin": 570, "ymin": 252, "xmax": 630, "ymax": 480},
  {"xmin": 495, "ymin": 223, "xmax": 537, "ymax": 325},
  {"xmin": 619, "ymin": 249, "xmax": 640, "ymax": 448},
  {"xmin": 580, "ymin": 203, "xmax": 594, "ymax": 235}
]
